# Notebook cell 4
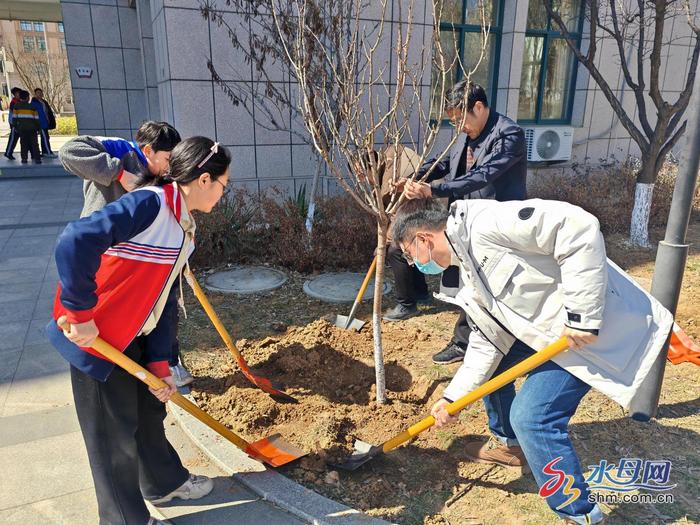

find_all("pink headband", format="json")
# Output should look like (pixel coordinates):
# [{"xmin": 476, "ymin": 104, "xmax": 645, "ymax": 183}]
[{"xmin": 197, "ymin": 141, "xmax": 220, "ymax": 169}]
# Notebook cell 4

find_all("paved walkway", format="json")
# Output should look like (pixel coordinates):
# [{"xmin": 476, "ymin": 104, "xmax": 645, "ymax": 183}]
[{"xmin": 0, "ymin": 172, "xmax": 305, "ymax": 524}]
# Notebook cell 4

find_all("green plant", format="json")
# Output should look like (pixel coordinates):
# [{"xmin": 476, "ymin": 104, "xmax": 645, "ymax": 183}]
[
  {"xmin": 284, "ymin": 184, "xmax": 309, "ymax": 221},
  {"xmin": 51, "ymin": 116, "xmax": 78, "ymax": 136}
]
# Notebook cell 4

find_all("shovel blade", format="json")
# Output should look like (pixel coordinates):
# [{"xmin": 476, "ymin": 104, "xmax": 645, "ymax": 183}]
[
  {"xmin": 245, "ymin": 373, "xmax": 298, "ymax": 403},
  {"xmin": 329, "ymin": 439, "xmax": 383, "ymax": 471},
  {"xmin": 334, "ymin": 315, "xmax": 365, "ymax": 332},
  {"xmin": 246, "ymin": 433, "xmax": 306, "ymax": 467}
]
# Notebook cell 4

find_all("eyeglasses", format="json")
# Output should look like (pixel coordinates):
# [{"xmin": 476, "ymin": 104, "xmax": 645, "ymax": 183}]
[
  {"xmin": 214, "ymin": 179, "xmax": 230, "ymax": 197},
  {"xmin": 400, "ymin": 237, "xmax": 417, "ymax": 266}
]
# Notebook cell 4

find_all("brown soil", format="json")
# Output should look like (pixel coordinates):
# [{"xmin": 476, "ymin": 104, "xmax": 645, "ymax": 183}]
[{"xmin": 180, "ymin": 223, "xmax": 700, "ymax": 525}]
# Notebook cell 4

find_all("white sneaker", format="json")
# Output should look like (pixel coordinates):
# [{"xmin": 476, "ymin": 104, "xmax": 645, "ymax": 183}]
[
  {"xmin": 169, "ymin": 362, "xmax": 194, "ymax": 387},
  {"xmin": 149, "ymin": 474, "xmax": 214, "ymax": 505}
]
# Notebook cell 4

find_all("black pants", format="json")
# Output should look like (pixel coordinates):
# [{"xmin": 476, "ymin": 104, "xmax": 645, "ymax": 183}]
[
  {"xmin": 168, "ymin": 281, "xmax": 181, "ymax": 367},
  {"xmin": 441, "ymin": 265, "xmax": 472, "ymax": 348},
  {"xmin": 39, "ymin": 128, "xmax": 53, "ymax": 155},
  {"xmin": 4, "ymin": 127, "xmax": 19, "ymax": 156},
  {"xmin": 71, "ymin": 339, "xmax": 189, "ymax": 525},
  {"xmin": 18, "ymin": 130, "xmax": 40, "ymax": 161},
  {"xmin": 386, "ymin": 244, "xmax": 428, "ymax": 307}
]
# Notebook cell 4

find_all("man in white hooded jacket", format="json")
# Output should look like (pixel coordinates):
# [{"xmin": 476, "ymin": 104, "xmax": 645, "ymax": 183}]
[{"xmin": 391, "ymin": 198, "xmax": 673, "ymax": 525}]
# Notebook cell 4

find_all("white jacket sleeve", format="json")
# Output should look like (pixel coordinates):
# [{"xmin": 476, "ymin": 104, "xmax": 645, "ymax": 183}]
[
  {"xmin": 477, "ymin": 199, "xmax": 608, "ymax": 331},
  {"xmin": 443, "ymin": 329, "xmax": 504, "ymax": 402}
]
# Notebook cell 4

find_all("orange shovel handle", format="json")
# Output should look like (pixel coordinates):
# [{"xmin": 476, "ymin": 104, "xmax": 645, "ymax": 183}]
[
  {"xmin": 184, "ymin": 269, "xmax": 246, "ymax": 364},
  {"xmin": 57, "ymin": 317, "xmax": 252, "ymax": 452},
  {"xmin": 353, "ymin": 255, "xmax": 378, "ymax": 306},
  {"xmin": 381, "ymin": 337, "xmax": 570, "ymax": 453}
]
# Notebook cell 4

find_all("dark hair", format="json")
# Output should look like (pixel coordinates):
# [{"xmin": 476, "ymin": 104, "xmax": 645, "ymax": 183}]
[
  {"xmin": 349, "ymin": 149, "xmax": 385, "ymax": 184},
  {"xmin": 135, "ymin": 121, "xmax": 181, "ymax": 152},
  {"xmin": 444, "ymin": 80, "xmax": 489, "ymax": 113},
  {"xmin": 392, "ymin": 198, "xmax": 449, "ymax": 245},
  {"xmin": 137, "ymin": 136, "xmax": 231, "ymax": 187},
  {"xmin": 34, "ymin": 88, "xmax": 43, "ymax": 94},
  {"xmin": 11, "ymin": 87, "xmax": 20, "ymax": 96},
  {"xmin": 18, "ymin": 90, "xmax": 30, "ymax": 101}
]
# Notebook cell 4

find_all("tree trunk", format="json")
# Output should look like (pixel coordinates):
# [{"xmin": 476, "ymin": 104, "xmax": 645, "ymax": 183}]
[
  {"xmin": 372, "ymin": 220, "xmax": 388, "ymax": 405},
  {"xmin": 629, "ymin": 162, "xmax": 657, "ymax": 247},
  {"xmin": 305, "ymin": 156, "xmax": 323, "ymax": 233}
]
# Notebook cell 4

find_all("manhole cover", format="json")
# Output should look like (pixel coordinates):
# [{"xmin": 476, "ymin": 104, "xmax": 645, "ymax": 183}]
[
  {"xmin": 205, "ymin": 266, "xmax": 288, "ymax": 294},
  {"xmin": 303, "ymin": 272, "xmax": 392, "ymax": 303}
]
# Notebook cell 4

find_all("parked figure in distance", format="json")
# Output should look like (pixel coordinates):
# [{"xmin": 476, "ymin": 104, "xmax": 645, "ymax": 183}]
[
  {"xmin": 12, "ymin": 90, "xmax": 42, "ymax": 164},
  {"xmin": 31, "ymin": 88, "xmax": 57, "ymax": 158}
]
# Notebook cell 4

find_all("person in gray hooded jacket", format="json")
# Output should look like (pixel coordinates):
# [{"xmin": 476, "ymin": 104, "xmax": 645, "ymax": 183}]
[{"xmin": 59, "ymin": 121, "xmax": 181, "ymax": 217}]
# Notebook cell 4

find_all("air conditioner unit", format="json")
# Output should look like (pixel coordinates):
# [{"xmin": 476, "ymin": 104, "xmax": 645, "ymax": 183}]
[{"xmin": 524, "ymin": 126, "xmax": 574, "ymax": 162}]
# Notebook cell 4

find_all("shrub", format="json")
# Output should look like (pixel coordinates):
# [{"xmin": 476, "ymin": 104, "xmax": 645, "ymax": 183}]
[
  {"xmin": 528, "ymin": 160, "xmax": 700, "ymax": 234},
  {"xmin": 191, "ymin": 187, "xmax": 376, "ymax": 272},
  {"xmin": 51, "ymin": 116, "xmax": 78, "ymax": 136},
  {"xmin": 190, "ymin": 189, "xmax": 261, "ymax": 268}
]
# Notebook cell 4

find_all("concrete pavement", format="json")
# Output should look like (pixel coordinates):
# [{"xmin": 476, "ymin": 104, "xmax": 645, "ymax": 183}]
[{"xmin": 0, "ymin": 170, "xmax": 306, "ymax": 524}]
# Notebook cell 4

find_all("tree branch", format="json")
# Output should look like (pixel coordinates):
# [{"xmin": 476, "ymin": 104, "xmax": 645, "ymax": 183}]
[
  {"xmin": 545, "ymin": 0, "xmax": 648, "ymax": 150},
  {"xmin": 657, "ymin": 119, "xmax": 687, "ymax": 172}
]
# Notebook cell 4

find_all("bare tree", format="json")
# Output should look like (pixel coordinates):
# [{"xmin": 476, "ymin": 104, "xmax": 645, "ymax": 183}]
[
  {"xmin": 6, "ymin": 46, "xmax": 71, "ymax": 112},
  {"xmin": 544, "ymin": 0, "xmax": 700, "ymax": 247},
  {"xmin": 200, "ymin": 0, "xmax": 358, "ymax": 231},
  {"xmin": 255, "ymin": 0, "xmax": 490, "ymax": 403}
]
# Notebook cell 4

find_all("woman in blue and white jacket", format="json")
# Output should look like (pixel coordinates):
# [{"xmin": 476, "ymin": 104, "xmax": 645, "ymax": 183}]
[{"xmin": 47, "ymin": 137, "xmax": 231, "ymax": 525}]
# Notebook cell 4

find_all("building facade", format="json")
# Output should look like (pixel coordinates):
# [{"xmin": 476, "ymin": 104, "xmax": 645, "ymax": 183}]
[
  {"xmin": 0, "ymin": 18, "xmax": 73, "ymax": 111},
  {"xmin": 60, "ymin": 0, "xmax": 698, "ymax": 193}
]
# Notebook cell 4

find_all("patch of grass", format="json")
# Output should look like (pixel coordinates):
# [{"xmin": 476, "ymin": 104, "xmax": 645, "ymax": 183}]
[
  {"xmin": 435, "ymin": 429, "xmax": 458, "ymax": 449},
  {"xmin": 51, "ymin": 115, "xmax": 77, "ymax": 136}
]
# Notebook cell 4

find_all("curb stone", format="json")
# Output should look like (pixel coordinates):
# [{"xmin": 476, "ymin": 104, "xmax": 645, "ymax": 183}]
[{"xmin": 170, "ymin": 398, "xmax": 394, "ymax": 525}]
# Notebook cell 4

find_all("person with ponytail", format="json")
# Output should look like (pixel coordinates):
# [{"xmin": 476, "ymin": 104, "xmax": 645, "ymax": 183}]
[{"xmin": 46, "ymin": 137, "xmax": 231, "ymax": 525}]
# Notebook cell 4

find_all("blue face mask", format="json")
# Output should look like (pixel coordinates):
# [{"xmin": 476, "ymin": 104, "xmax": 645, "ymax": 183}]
[{"xmin": 413, "ymin": 237, "xmax": 446, "ymax": 275}]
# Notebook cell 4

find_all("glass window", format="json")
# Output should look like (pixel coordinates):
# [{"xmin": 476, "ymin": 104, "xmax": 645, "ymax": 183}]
[
  {"xmin": 518, "ymin": 0, "xmax": 583, "ymax": 124},
  {"xmin": 60, "ymin": 40, "xmax": 67, "ymax": 53},
  {"xmin": 20, "ymin": 21, "xmax": 33, "ymax": 31},
  {"xmin": 34, "ymin": 22, "xmax": 45, "ymax": 32},
  {"xmin": 37, "ymin": 37, "xmax": 46, "ymax": 51},
  {"xmin": 58, "ymin": 22, "xmax": 65, "ymax": 33},
  {"xmin": 431, "ymin": 0, "xmax": 503, "ymax": 122},
  {"xmin": 23, "ymin": 36, "xmax": 34, "ymax": 52}
]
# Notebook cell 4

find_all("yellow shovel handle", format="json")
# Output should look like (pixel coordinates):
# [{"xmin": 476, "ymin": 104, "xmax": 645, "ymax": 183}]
[
  {"xmin": 184, "ymin": 269, "xmax": 244, "ymax": 361},
  {"xmin": 57, "ymin": 317, "xmax": 251, "ymax": 451},
  {"xmin": 381, "ymin": 337, "xmax": 570, "ymax": 453},
  {"xmin": 353, "ymin": 255, "xmax": 378, "ymax": 305}
]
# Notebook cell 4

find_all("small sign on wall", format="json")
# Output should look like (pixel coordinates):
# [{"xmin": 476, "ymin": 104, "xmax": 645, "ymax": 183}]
[{"xmin": 75, "ymin": 67, "xmax": 93, "ymax": 78}]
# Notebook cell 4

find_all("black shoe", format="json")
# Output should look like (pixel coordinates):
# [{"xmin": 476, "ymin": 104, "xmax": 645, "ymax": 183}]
[
  {"xmin": 416, "ymin": 292, "xmax": 432, "ymax": 304},
  {"xmin": 3, "ymin": 153, "xmax": 15, "ymax": 161},
  {"xmin": 382, "ymin": 303, "xmax": 418, "ymax": 322},
  {"xmin": 432, "ymin": 342, "xmax": 466, "ymax": 364},
  {"xmin": 21, "ymin": 159, "xmax": 28, "ymax": 164},
  {"xmin": 33, "ymin": 159, "xmax": 42, "ymax": 164}
]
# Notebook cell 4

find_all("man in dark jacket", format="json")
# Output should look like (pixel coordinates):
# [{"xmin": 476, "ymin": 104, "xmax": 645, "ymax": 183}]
[
  {"xmin": 404, "ymin": 81, "xmax": 527, "ymax": 364},
  {"xmin": 32, "ymin": 88, "xmax": 57, "ymax": 158}
]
